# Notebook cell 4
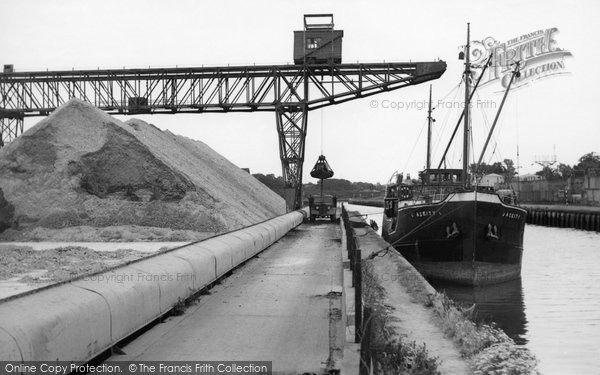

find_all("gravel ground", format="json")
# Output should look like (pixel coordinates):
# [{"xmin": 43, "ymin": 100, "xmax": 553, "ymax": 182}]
[
  {"xmin": 0, "ymin": 245, "xmax": 149, "ymax": 284},
  {"xmin": 0, "ymin": 225, "xmax": 211, "ymax": 242}
]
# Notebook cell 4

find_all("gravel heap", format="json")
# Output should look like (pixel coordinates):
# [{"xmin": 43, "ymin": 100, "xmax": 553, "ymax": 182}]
[
  {"xmin": 0, "ymin": 99, "xmax": 285, "ymax": 240},
  {"xmin": 0, "ymin": 245, "xmax": 147, "ymax": 283}
]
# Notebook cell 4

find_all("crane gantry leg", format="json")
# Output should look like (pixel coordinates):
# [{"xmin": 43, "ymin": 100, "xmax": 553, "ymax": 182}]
[
  {"xmin": 276, "ymin": 105, "xmax": 308, "ymax": 211},
  {"xmin": 0, "ymin": 116, "xmax": 23, "ymax": 148}
]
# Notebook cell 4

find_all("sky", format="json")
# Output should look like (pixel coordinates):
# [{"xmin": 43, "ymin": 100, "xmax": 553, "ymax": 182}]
[{"xmin": 1, "ymin": 0, "xmax": 598, "ymax": 184}]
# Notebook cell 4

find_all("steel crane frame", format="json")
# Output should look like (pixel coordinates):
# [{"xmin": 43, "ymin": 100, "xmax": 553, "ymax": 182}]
[{"xmin": 0, "ymin": 61, "xmax": 447, "ymax": 209}]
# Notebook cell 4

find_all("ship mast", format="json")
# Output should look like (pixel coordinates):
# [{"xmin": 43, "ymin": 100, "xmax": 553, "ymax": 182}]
[
  {"xmin": 426, "ymin": 84, "xmax": 433, "ymax": 170},
  {"xmin": 462, "ymin": 23, "xmax": 471, "ymax": 188}
]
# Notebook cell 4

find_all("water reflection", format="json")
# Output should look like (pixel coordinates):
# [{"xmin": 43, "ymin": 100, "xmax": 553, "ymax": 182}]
[
  {"xmin": 429, "ymin": 278, "xmax": 528, "ymax": 344},
  {"xmin": 346, "ymin": 204, "xmax": 529, "ymax": 343}
]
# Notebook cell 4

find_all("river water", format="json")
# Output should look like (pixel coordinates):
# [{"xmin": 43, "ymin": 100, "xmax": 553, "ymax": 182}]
[{"xmin": 348, "ymin": 204, "xmax": 600, "ymax": 375}]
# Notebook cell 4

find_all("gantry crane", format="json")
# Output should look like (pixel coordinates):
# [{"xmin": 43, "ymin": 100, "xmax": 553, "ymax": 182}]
[{"xmin": 0, "ymin": 14, "xmax": 446, "ymax": 209}]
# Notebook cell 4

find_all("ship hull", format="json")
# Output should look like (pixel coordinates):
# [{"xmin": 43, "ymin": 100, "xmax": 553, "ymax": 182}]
[{"xmin": 381, "ymin": 191, "xmax": 527, "ymax": 286}]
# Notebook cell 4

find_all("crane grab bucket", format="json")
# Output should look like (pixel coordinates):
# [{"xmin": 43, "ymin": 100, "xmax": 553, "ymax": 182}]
[{"xmin": 310, "ymin": 155, "xmax": 334, "ymax": 179}]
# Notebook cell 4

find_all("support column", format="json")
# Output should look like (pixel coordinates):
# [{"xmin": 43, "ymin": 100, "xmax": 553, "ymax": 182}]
[
  {"xmin": 0, "ymin": 116, "xmax": 24, "ymax": 148},
  {"xmin": 276, "ymin": 105, "xmax": 308, "ymax": 211}
]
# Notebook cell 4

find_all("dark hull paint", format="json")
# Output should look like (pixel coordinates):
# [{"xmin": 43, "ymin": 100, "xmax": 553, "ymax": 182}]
[{"xmin": 381, "ymin": 194, "xmax": 527, "ymax": 285}]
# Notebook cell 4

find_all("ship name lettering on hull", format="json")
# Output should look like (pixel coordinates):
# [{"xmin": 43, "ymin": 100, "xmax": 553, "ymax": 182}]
[
  {"xmin": 502, "ymin": 212, "xmax": 522, "ymax": 220},
  {"xmin": 412, "ymin": 210, "xmax": 440, "ymax": 218}
]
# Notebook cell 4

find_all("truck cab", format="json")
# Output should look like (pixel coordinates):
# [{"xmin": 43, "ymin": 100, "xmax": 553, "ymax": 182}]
[{"xmin": 308, "ymin": 195, "xmax": 338, "ymax": 222}]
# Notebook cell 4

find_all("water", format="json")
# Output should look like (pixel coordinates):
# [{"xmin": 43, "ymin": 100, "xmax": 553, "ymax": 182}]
[{"xmin": 349, "ymin": 204, "xmax": 600, "ymax": 374}]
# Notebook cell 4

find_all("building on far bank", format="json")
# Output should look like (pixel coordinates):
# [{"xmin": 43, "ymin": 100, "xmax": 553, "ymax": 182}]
[
  {"xmin": 475, "ymin": 173, "xmax": 504, "ymax": 188},
  {"xmin": 516, "ymin": 178, "xmax": 567, "ymax": 203},
  {"xmin": 582, "ymin": 175, "xmax": 600, "ymax": 205},
  {"xmin": 517, "ymin": 173, "xmax": 543, "ymax": 182},
  {"xmin": 513, "ymin": 173, "xmax": 594, "ymax": 205}
]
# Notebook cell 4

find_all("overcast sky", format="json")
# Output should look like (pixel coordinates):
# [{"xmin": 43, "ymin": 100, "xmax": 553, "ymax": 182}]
[{"xmin": 1, "ymin": 0, "xmax": 597, "ymax": 183}]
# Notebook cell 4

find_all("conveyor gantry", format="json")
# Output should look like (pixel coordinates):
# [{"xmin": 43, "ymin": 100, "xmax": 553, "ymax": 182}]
[{"xmin": 0, "ymin": 61, "xmax": 446, "ymax": 209}]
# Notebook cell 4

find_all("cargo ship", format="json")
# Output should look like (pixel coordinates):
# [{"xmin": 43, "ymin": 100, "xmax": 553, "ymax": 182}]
[{"xmin": 381, "ymin": 25, "xmax": 527, "ymax": 285}]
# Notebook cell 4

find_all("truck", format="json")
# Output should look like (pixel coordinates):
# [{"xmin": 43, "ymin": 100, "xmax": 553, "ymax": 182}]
[{"xmin": 308, "ymin": 194, "xmax": 338, "ymax": 222}]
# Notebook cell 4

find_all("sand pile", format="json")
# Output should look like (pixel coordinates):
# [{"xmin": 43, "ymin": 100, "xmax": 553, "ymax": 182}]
[{"xmin": 0, "ymin": 99, "xmax": 285, "ymax": 241}]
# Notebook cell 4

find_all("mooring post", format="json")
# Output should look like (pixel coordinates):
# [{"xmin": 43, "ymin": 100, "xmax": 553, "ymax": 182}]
[
  {"xmin": 342, "ymin": 206, "xmax": 350, "ymax": 264},
  {"xmin": 346, "ymin": 215, "xmax": 355, "ymax": 272},
  {"xmin": 354, "ymin": 247, "xmax": 362, "ymax": 343},
  {"xmin": 359, "ymin": 306, "xmax": 371, "ymax": 375},
  {"xmin": 349, "ymin": 233, "xmax": 355, "ymax": 275}
]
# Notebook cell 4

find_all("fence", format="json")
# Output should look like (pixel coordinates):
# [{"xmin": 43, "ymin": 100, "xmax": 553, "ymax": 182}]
[
  {"xmin": 343, "ymin": 205, "xmax": 380, "ymax": 374},
  {"xmin": 526, "ymin": 207, "xmax": 600, "ymax": 231},
  {"xmin": 341, "ymin": 205, "xmax": 362, "ymax": 342},
  {"xmin": 342, "ymin": 204, "xmax": 374, "ymax": 374}
]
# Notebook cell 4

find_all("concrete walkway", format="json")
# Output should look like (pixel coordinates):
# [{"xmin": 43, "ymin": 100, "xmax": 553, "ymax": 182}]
[
  {"xmin": 108, "ymin": 223, "xmax": 344, "ymax": 374},
  {"xmin": 349, "ymin": 215, "xmax": 472, "ymax": 374}
]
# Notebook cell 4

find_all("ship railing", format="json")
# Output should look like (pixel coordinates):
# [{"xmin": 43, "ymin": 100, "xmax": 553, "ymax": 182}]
[{"xmin": 412, "ymin": 187, "xmax": 450, "ymax": 203}]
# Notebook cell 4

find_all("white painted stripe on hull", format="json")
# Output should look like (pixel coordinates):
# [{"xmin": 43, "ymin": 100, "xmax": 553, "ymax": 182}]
[
  {"xmin": 446, "ymin": 191, "xmax": 528, "ymax": 213},
  {"xmin": 395, "ymin": 191, "xmax": 527, "ymax": 214},
  {"xmin": 448, "ymin": 191, "xmax": 502, "ymax": 203}
]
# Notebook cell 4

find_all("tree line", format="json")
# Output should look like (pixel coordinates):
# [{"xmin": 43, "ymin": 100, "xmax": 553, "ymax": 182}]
[
  {"xmin": 470, "ymin": 152, "xmax": 600, "ymax": 182},
  {"xmin": 253, "ymin": 152, "xmax": 600, "ymax": 198},
  {"xmin": 252, "ymin": 173, "xmax": 385, "ymax": 199}
]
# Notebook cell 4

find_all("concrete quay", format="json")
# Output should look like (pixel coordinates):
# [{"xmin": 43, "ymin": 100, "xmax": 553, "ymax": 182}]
[{"xmin": 107, "ymin": 222, "xmax": 345, "ymax": 374}]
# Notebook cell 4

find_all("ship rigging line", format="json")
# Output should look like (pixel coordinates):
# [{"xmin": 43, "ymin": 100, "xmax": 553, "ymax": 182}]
[
  {"xmin": 469, "ymin": 117, "xmax": 475, "ymax": 166},
  {"xmin": 433, "ymin": 82, "xmax": 462, "ymax": 111},
  {"xmin": 401, "ymin": 82, "xmax": 462, "ymax": 174},
  {"xmin": 474, "ymin": 89, "xmax": 505, "ymax": 167},
  {"xmin": 374, "ymin": 193, "xmax": 470, "ymax": 253},
  {"xmin": 389, "ymin": 193, "xmax": 459, "ymax": 243},
  {"xmin": 475, "ymin": 63, "xmax": 521, "ymax": 175},
  {"xmin": 436, "ymin": 53, "xmax": 494, "ymax": 170},
  {"xmin": 366, "ymin": 194, "xmax": 478, "ymax": 259},
  {"xmin": 431, "ymin": 81, "xmax": 462, "ymax": 165},
  {"xmin": 401, "ymin": 117, "xmax": 427, "ymax": 173}
]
